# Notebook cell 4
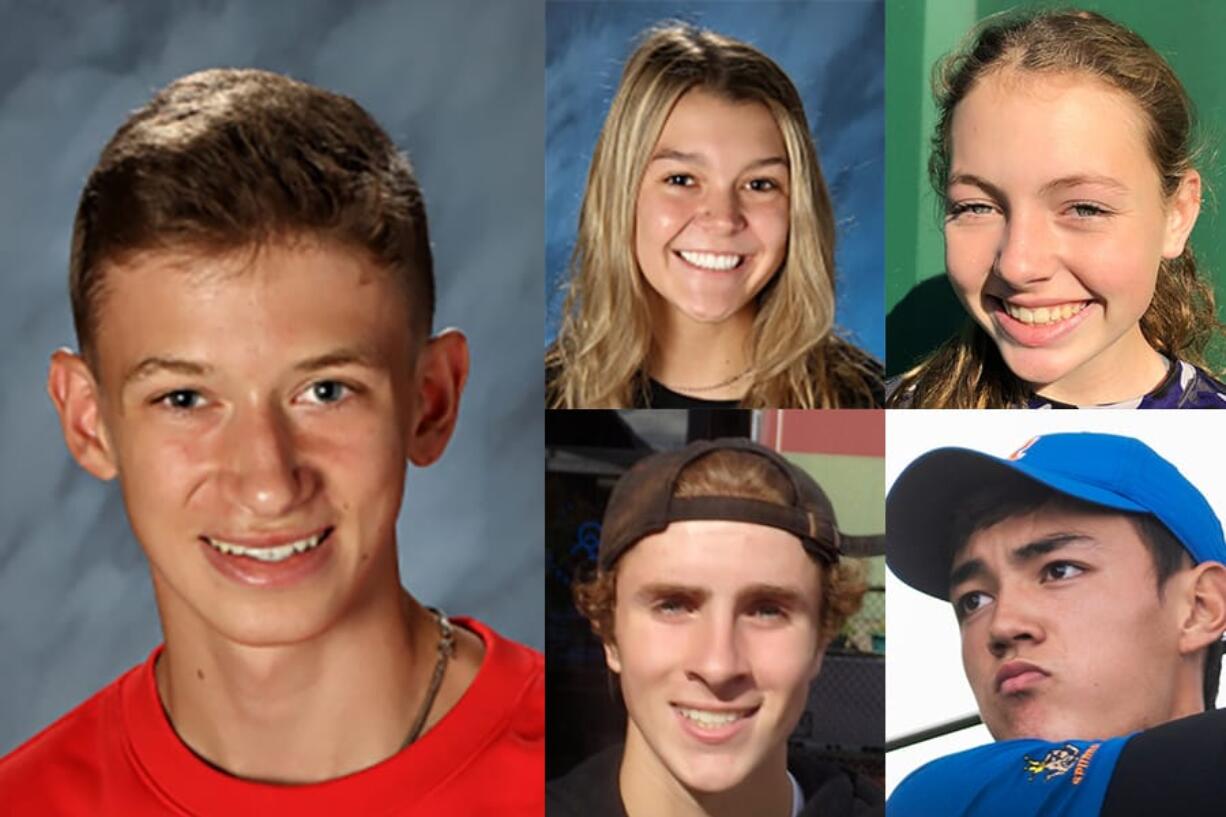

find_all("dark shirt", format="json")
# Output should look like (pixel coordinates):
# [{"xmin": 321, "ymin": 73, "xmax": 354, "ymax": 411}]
[
  {"xmin": 887, "ymin": 359, "xmax": 1226, "ymax": 409},
  {"xmin": 547, "ymin": 744, "xmax": 884, "ymax": 817},
  {"xmin": 642, "ymin": 379, "xmax": 740, "ymax": 409},
  {"xmin": 1026, "ymin": 359, "xmax": 1226, "ymax": 409}
]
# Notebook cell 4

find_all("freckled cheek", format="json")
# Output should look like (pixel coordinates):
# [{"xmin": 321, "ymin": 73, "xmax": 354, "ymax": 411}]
[{"xmin": 944, "ymin": 230, "xmax": 996, "ymax": 304}]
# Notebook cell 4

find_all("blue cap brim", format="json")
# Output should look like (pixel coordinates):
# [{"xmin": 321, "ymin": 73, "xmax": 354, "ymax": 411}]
[{"xmin": 887, "ymin": 447, "xmax": 1148, "ymax": 599}]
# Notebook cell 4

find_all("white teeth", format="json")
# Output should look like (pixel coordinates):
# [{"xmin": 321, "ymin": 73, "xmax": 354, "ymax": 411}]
[
  {"xmin": 678, "ymin": 250, "xmax": 743, "ymax": 271},
  {"xmin": 206, "ymin": 532, "xmax": 325, "ymax": 563},
  {"xmin": 677, "ymin": 707, "xmax": 744, "ymax": 728},
  {"xmin": 1004, "ymin": 301, "xmax": 1087, "ymax": 325}
]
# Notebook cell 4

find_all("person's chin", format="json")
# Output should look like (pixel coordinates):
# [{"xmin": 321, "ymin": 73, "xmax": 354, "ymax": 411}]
[
  {"xmin": 669, "ymin": 754, "xmax": 752, "ymax": 796},
  {"xmin": 994, "ymin": 341, "xmax": 1086, "ymax": 392}
]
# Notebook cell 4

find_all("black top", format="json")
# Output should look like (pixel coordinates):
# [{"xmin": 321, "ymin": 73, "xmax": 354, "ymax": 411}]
[
  {"xmin": 545, "ymin": 339, "xmax": 885, "ymax": 409},
  {"xmin": 547, "ymin": 744, "xmax": 884, "ymax": 817},
  {"xmin": 1100, "ymin": 707, "xmax": 1226, "ymax": 816},
  {"xmin": 643, "ymin": 379, "xmax": 740, "ymax": 409}
]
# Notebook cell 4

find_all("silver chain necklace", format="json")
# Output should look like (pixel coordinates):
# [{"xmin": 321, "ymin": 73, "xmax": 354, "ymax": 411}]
[{"xmin": 400, "ymin": 607, "xmax": 455, "ymax": 748}]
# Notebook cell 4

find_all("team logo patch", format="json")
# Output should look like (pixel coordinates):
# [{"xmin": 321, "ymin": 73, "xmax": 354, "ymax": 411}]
[
  {"xmin": 1008, "ymin": 436, "xmax": 1040, "ymax": 461},
  {"xmin": 1022, "ymin": 744, "xmax": 1080, "ymax": 781}
]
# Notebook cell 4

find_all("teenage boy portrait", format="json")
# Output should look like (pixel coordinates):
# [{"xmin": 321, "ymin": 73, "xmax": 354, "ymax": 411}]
[
  {"xmin": 886, "ymin": 415, "xmax": 1226, "ymax": 816},
  {"xmin": 548, "ymin": 430, "xmax": 884, "ymax": 817},
  {"xmin": 0, "ymin": 5, "xmax": 544, "ymax": 814}
]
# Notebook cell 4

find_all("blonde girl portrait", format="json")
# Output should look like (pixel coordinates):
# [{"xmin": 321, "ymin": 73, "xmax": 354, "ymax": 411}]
[
  {"xmin": 888, "ymin": 6, "xmax": 1226, "ymax": 408},
  {"xmin": 546, "ymin": 4, "xmax": 884, "ymax": 408}
]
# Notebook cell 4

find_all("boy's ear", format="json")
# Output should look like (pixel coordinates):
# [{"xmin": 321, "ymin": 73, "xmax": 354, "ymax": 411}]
[
  {"xmin": 46, "ymin": 349, "xmax": 118, "ymax": 480},
  {"xmin": 603, "ymin": 639, "xmax": 622, "ymax": 674},
  {"xmin": 405, "ymin": 329, "xmax": 469, "ymax": 467},
  {"xmin": 1162, "ymin": 170, "xmax": 1201, "ymax": 259},
  {"xmin": 1177, "ymin": 561, "xmax": 1226, "ymax": 657}
]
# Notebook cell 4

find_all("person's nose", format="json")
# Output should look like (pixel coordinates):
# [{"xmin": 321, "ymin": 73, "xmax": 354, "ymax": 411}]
[
  {"xmin": 696, "ymin": 185, "xmax": 747, "ymax": 234},
  {"xmin": 218, "ymin": 402, "xmax": 317, "ymax": 519},
  {"xmin": 987, "ymin": 586, "xmax": 1046, "ymax": 659},
  {"xmin": 992, "ymin": 208, "xmax": 1058, "ymax": 291},
  {"xmin": 684, "ymin": 612, "xmax": 753, "ymax": 696}
]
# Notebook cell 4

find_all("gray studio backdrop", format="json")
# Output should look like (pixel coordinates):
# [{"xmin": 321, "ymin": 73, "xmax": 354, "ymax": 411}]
[
  {"xmin": 545, "ymin": 0, "xmax": 886, "ymax": 359},
  {"xmin": 0, "ymin": 0, "xmax": 543, "ymax": 755}
]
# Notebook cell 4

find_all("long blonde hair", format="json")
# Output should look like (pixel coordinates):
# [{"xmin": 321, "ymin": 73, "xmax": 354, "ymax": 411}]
[
  {"xmin": 891, "ymin": 9, "xmax": 1220, "ymax": 408},
  {"xmin": 548, "ymin": 23, "xmax": 878, "ymax": 408}
]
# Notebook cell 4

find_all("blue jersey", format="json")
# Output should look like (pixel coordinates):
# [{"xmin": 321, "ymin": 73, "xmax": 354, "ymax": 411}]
[{"xmin": 889, "ymin": 735, "xmax": 1131, "ymax": 817}]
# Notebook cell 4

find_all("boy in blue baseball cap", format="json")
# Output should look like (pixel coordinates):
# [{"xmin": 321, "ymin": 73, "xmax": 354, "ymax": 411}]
[{"xmin": 888, "ymin": 432, "xmax": 1226, "ymax": 816}]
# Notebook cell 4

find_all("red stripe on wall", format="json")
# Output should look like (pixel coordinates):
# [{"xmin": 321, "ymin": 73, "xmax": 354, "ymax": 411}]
[{"xmin": 757, "ymin": 410, "xmax": 884, "ymax": 457}]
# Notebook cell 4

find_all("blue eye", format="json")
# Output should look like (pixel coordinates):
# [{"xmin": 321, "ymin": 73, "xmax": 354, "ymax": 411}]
[
  {"xmin": 947, "ymin": 202, "xmax": 995, "ymax": 219},
  {"xmin": 749, "ymin": 603, "xmax": 785, "ymax": 620},
  {"xmin": 158, "ymin": 390, "xmax": 203, "ymax": 411},
  {"xmin": 304, "ymin": 380, "xmax": 350, "ymax": 404},
  {"xmin": 1069, "ymin": 203, "xmax": 1110, "ymax": 218},
  {"xmin": 653, "ymin": 596, "xmax": 694, "ymax": 616}
]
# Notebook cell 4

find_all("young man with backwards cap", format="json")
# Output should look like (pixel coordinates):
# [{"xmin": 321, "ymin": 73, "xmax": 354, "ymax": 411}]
[
  {"xmin": 547, "ymin": 437, "xmax": 884, "ymax": 817},
  {"xmin": 887, "ymin": 432, "xmax": 1226, "ymax": 816}
]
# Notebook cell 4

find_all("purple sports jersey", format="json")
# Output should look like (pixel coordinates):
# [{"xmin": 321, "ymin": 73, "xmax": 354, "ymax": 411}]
[{"xmin": 1027, "ymin": 359, "xmax": 1226, "ymax": 409}]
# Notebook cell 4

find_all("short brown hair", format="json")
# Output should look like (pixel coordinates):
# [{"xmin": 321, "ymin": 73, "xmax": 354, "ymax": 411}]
[
  {"xmin": 70, "ymin": 68, "xmax": 433, "ymax": 366},
  {"xmin": 574, "ymin": 449, "xmax": 867, "ymax": 648}
]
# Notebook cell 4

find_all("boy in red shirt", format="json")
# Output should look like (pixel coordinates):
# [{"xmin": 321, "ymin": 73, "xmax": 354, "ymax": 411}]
[{"xmin": 0, "ymin": 68, "xmax": 542, "ymax": 815}]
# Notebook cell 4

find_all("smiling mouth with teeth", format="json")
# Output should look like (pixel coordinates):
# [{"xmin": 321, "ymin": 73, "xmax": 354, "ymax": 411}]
[
  {"xmin": 676, "ymin": 250, "xmax": 745, "ymax": 271},
  {"xmin": 203, "ymin": 528, "xmax": 332, "ymax": 563},
  {"xmin": 675, "ymin": 705, "xmax": 756, "ymax": 729},
  {"xmin": 1002, "ymin": 300, "xmax": 1089, "ymax": 326}
]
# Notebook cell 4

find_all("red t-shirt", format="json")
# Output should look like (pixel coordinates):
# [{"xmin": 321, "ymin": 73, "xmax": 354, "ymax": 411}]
[{"xmin": 0, "ymin": 617, "xmax": 543, "ymax": 816}]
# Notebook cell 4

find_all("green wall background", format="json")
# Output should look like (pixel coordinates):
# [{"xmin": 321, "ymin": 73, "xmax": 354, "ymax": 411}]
[{"xmin": 885, "ymin": 0, "xmax": 1226, "ymax": 375}]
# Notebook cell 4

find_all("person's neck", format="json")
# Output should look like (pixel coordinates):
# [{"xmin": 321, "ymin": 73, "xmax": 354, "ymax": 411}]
[
  {"xmin": 648, "ymin": 304, "xmax": 754, "ymax": 401},
  {"xmin": 618, "ymin": 726, "xmax": 793, "ymax": 817},
  {"xmin": 152, "ymin": 566, "xmax": 461, "ymax": 784},
  {"xmin": 1032, "ymin": 327, "xmax": 1168, "ymax": 406}
]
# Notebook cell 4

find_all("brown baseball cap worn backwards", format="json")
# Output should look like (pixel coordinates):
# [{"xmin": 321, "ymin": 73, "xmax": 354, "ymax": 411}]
[{"xmin": 597, "ymin": 437, "xmax": 882, "ymax": 570}]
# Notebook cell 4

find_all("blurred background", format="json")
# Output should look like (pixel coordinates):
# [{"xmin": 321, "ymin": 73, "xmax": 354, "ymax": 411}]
[
  {"xmin": 885, "ymin": 0, "xmax": 1226, "ymax": 376},
  {"xmin": 0, "ymin": 0, "xmax": 543, "ymax": 755},
  {"xmin": 546, "ymin": 409, "xmax": 885, "ymax": 785},
  {"xmin": 546, "ymin": 0, "xmax": 886, "ymax": 361}
]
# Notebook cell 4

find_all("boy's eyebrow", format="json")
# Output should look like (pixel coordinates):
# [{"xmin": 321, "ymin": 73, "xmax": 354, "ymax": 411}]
[
  {"xmin": 123, "ymin": 356, "xmax": 212, "ymax": 389},
  {"xmin": 121, "ymin": 346, "xmax": 384, "ymax": 390},
  {"xmin": 633, "ymin": 582, "xmax": 709, "ymax": 603},
  {"xmin": 292, "ymin": 346, "xmax": 384, "ymax": 373},
  {"xmin": 1009, "ymin": 532, "xmax": 1097, "ymax": 564},
  {"xmin": 738, "ymin": 583, "xmax": 808, "ymax": 606},
  {"xmin": 648, "ymin": 148, "xmax": 789, "ymax": 171},
  {"xmin": 948, "ymin": 532, "xmax": 1097, "ymax": 594}
]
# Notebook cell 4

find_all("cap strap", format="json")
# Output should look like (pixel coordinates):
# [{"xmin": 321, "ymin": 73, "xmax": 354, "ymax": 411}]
[{"xmin": 668, "ymin": 496, "xmax": 841, "ymax": 563}]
